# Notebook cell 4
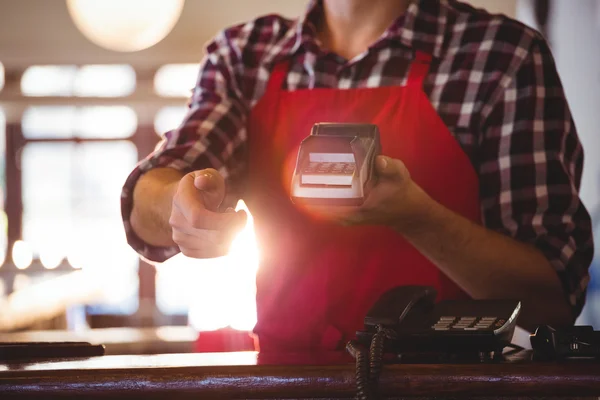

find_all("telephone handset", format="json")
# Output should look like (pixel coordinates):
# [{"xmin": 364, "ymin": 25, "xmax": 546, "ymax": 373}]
[
  {"xmin": 355, "ymin": 285, "xmax": 522, "ymax": 354},
  {"xmin": 347, "ymin": 286, "xmax": 522, "ymax": 400}
]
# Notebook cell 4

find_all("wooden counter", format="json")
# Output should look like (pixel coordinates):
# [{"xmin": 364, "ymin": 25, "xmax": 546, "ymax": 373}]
[
  {"xmin": 0, "ymin": 326, "xmax": 197, "ymax": 355},
  {"xmin": 1, "ymin": 350, "xmax": 599, "ymax": 399}
]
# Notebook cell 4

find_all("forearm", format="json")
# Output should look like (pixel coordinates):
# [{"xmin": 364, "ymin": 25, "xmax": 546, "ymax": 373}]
[
  {"xmin": 131, "ymin": 167, "xmax": 183, "ymax": 247},
  {"xmin": 398, "ymin": 183, "xmax": 572, "ymax": 331}
]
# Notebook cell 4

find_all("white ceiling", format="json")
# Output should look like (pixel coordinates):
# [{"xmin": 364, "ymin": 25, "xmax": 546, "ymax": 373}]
[
  {"xmin": 0, "ymin": 0, "xmax": 309, "ymax": 70},
  {"xmin": 0, "ymin": 0, "xmax": 515, "ymax": 70}
]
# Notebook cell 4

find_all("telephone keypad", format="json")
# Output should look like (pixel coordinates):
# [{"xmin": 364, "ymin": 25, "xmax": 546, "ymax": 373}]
[{"xmin": 431, "ymin": 316, "xmax": 502, "ymax": 331}]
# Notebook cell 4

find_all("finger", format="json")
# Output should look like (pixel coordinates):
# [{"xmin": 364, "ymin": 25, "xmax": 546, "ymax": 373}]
[
  {"xmin": 174, "ymin": 195, "xmax": 246, "ymax": 231},
  {"xmin": 193, "ymin": 169, "xmax": 226, "ymax": 211},
  {"xmin": 172, "ymin": 228, "xmax": 225, "ymax": 248},
  {"xmin": 375, "ymin": 155, "xmax": 406, "ymax": 181},
  {"xmin": 180, "ymin": 246, "xmax": 229, "ymax": 259},
  {"xmin": 186, "ymin": 208, "xmax": 245, "ymax": 232},
  {"xmin": 172, "ymin": 219, "xmax": 245, "ymax": 253},
  {"xmin": 175, "ymin": 175, "xmax": 244, "ymax": 230},
  {"xmin": 173, "ymin": 230, "xmax": 231, "ymax": 258}
]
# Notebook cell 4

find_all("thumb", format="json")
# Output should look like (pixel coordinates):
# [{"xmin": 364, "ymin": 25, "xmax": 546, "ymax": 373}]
[
  {"xmin": 375, "ymin": 155, "xmax": 407, "ymax": 181},
  {"xmin": 192, "ymin": 169, "xmax": 226, "ymax": 211}
]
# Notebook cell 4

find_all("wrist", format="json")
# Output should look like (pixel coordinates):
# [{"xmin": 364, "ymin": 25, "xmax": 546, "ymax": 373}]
[
  {"xmin": 164, "ymin": 177, "xmax": 180, "ymax": 205},
  {"xmin": 131, "ymin": 167, "xmax": 184, "ymax": 247},
  {"xmin": 392, "ymin": 181, "xmax": 437, "ymax": 235}
]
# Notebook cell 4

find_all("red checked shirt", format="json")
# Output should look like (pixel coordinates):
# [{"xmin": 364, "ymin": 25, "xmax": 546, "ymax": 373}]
[{"xmin": 121, "ymin": 0, "xmax": 594, "ymax": 317}]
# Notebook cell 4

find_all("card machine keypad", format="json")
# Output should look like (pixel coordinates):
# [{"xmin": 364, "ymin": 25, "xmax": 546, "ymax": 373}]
[
  {"xmin": 304, "ymin": 162, "xmax": 356, "ymax": 175},
  {"xmin": 432, "ymin": 316, "xmax": 503, "ymax": 331}
]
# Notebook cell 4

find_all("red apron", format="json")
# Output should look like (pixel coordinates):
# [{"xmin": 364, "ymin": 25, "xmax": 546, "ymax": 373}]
[{"xmin": 244, "ymin": 51, "xmax": 481, "ymax": 353}]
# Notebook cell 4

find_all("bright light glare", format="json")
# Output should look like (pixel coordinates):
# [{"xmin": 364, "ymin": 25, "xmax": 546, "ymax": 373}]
[
  {"xmin": 0, "ymin": 62, "xmax": 4, "ymax": 92},
  {"xmin": 67, "ymin": 246, "xmax": 86, "ymax": 270},
  {"xmin": 21, "ymin": 65, "xmax": 78, "ymax": 97},
  {"xmin": 40, "ymin": 245, "xmax": 64, "ymax": 270},
  {"xmin": 227, "ymin": 201, "xmax": 259, "ymax": 331},
  {"xmin": 12, "ymin": 274, "xmax": 31, "ymax": 291},
  {"xmin": 76, "ymin": 106, "xmax": 137, "ymax": 139},
  {"xmin": 22, "ymin": 106, "xmax": 77, "ymax": 139},
  {"xmin": 12, "ymin": 241, "xmax": 33, "ymax": 270},
  {"xmin": 21, "ymin": 65, "xmax": 136, "ymax": 97},
  {"xmin": 154, "ymin": 106, "xmax": 188, "ymax": 135},
  {"xmin": 154, "ymin": 64, "xmax": 199, "ymax": 97},
  {"xmin": 74, "ymin": 65, "xmax": 136, "ymax": 97},
  {"xmin": 166, "ymin": 200, "xmax": 259, "ymax": 332},
  {"xmin": 0, "ymin": 106, "xmax": 5, "ymax": 163},
  {"xmin": 66, "ymin": 0, "xmax": 185, "ymax": 52},
  {"xmin": 0, "ymin": 240, "xmax": 5, "ymax": 267}
]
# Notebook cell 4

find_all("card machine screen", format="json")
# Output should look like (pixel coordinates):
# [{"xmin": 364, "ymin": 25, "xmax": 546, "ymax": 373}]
[{"xmin": 290, "ymin": 123, "xmax": 381, "ymax": 206}]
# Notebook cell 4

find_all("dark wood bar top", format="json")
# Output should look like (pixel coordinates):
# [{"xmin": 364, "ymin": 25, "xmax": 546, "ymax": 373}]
[{"xmin": 1, "ymin": 350, "xmax": 600, "ymax": 399}]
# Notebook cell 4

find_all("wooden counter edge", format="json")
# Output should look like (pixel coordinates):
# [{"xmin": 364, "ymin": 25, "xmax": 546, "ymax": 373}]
[{"xmin": 1, "ymin": 361, "xmax": 600, "ymax": 398}]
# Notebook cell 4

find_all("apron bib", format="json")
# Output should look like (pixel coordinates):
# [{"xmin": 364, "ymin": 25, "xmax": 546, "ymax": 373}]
[{"xmin": 244, "ymin": 51, "xmax": 481, "ymax": 352}]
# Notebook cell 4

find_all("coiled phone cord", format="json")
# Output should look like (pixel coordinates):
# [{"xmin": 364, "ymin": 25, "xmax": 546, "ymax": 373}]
[
  {"xmin": 346, "ymin": 340, "xmax": 371, "ymax": 400},
  {"xmin": 346, "ymin": 325, "xmax": 387, "ymax": 400}
]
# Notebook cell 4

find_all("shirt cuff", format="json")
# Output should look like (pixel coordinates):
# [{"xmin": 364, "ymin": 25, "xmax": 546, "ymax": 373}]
[
  {"xmin": 121, "ymin": 158, "xmax": 186, "ymax": 264},
  {"xmin": 534, "ymin": 234, "xmax": 592, "ymax": 321}
]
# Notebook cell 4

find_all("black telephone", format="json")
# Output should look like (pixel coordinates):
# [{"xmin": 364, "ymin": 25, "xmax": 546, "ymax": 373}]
[
  {"xmin": 347, "ymin": 286, "xmax": 522, "ymax": 400},
  {"xmin": 355, "ymin": 285, "xmax": 522, "ymax": 355}
]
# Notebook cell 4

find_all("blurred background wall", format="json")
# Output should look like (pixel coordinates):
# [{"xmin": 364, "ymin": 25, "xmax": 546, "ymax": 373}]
[{"xmin": 0, "ymin": 0, "xmax": 596, "ymax": 343}]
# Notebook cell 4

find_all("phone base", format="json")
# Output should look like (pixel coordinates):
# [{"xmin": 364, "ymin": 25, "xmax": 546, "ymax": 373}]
[{"xmin": 355, "ymin": 330, "xmax": 513, "ymax": 356}]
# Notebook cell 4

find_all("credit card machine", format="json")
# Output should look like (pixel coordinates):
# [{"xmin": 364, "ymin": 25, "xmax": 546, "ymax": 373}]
[{"xmin": 290, "ymin": 123, "xmax": 381, "ymax": 206}]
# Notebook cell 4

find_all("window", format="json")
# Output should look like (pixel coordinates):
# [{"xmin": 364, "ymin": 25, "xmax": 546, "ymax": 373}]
[
  {"xmin": 155, "ymin": 256, "xmax": 204, "ymax": 315},
  {"xmin": 0, "ymin": 108, "xmax": 5, "ymax": 266},
  {"xmin": 22, "ymin": 106, "xmax": 137, "ymax": 139},
  {"xmin": 18, "ymin": 104, "xmax": 140, "ymax": 314},
  {"xmin": 74, "ymin": 65, "xmax": 136, "ymax": 97},
  {"xmin": 158, "ymin": 200, "xmax": 258, "ymax": 332},
  {"xmin": 21, "ymin": 141, "xmax": 139, "ymax": 313},
  {"xmin": 154, "ymin": 106, "xmax": 187, "ymax": 135},
  {"xmin": 5, "ymin": 60, "xmax": 261, "ymax": 330},
  {"xmin": 21, "ymin": 66, "xmax": 78, "ymax": 97},
  {"xmin": 154, "ymin": 64, "xmax": 199, "ymax": 97},
  {"xmin": 21, "ymin": 65, "xmax": 136, "ymax": 97},
  {"xmin": 76, "ymin": 106, "xmax": 137, "ymax": 138},
  {"xmin": 0, "ymin": 107, "xmax": 5, "ymax": 196},
  {"xmin": 11, "ymin": 240, "xmax": 32, "ymax": 270},
  {"xmin": 0, "ymin": 62, "xmax": 4, "ymax": 92},
  {"xmin": 22, "ymin": 106, "xmax": 77, "ymax": 139}
]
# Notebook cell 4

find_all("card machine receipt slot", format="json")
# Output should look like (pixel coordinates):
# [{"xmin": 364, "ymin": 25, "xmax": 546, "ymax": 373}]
[{"xmin": 290, "ymin": 123, "xmax": 381, "ymax": 206}]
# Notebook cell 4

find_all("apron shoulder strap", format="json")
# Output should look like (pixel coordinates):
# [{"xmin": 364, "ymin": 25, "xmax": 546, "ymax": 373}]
[
  {"xmin": 407, "ymin": 51, "xmax": 433, "ymax": 87},
  {"xmin": 266, "ymin": 60, "xmax": 291, "ymax": 93}
]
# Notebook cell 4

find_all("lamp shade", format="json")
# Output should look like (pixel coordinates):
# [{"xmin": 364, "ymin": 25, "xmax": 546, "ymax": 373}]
[{"xmin": 66, "ymin": 0, "xmax": 185, "ymax": 52}]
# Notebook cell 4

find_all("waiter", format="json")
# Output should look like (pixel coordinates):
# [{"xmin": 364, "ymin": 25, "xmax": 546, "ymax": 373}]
[{"xmin": 122, "ymin": 0, "xmax": 594, "ymax": 351}]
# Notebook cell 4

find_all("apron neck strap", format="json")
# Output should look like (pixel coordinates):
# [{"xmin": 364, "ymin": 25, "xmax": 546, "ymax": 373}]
[
  {"xmin": 407, "ymin": 51, "xmax": 433, "ymax": 87},
  {"xmin": 266, "ymin": 60, "xmax": 291, "ymax": 93}
]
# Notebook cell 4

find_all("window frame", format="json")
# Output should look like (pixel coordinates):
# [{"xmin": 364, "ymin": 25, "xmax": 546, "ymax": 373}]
[{"xmin": 0, "ymin": 64, "xmax": 192, "ymax": 328}]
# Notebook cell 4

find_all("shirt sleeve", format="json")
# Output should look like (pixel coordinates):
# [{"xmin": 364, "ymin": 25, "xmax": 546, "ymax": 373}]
[
  {"xmin": 121, "ymin": 31, "xmax": 249, "ymax": 264},
  {"xmin": 478, "ymin": 34, "xmax": 594, "ymax": 320}
]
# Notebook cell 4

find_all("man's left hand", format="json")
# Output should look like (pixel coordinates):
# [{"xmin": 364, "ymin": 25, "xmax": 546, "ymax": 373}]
[{"xmin": 311, "ymin": 155, "xmax": 430, "ymax": 229}]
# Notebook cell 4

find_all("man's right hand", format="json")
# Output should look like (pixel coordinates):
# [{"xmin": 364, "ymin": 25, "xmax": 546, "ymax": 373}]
[{"xmin": 169, "ymin": 169, "xmax": 247, "ymax": 258}]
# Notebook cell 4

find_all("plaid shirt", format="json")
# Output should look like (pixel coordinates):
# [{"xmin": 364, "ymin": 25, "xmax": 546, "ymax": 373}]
[{"xmin": 122, "ymin": 0, "xmax": 594, "ymax": 317}]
